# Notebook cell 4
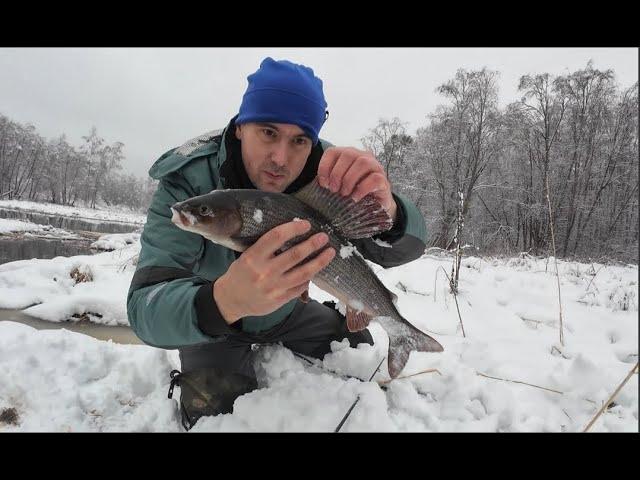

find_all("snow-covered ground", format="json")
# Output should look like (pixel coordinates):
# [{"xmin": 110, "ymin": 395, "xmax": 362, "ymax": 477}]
[
  {"xmin": 0, "ymin": 238, "xmax": 138, "ymax": 322},
  {"xmin": 0, "ymin": 240, "xmax": 637, "ymax": 432},
  {"xmin": 0, "ymin": 199, "xmax": 146, "ymax": 225},
  {"xmin": 90, "ymin": 233, "xmax": 140, "ymax": 251},
  {"xmin": 0, "ymin": 218, "xmax": 79, "ymax": 238}
]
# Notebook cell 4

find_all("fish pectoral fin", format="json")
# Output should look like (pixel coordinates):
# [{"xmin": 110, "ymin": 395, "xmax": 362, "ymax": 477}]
[
  {"xmin": 293, "ymin": 178, "xmax": 394, "ymax": 239},
  {"xmin": 346, "ymin": 307, "xmax": 372, "ymax": 332},
  {"xmin": 299, "ymin": 289, "xmax": 310, "ymax": 303}
]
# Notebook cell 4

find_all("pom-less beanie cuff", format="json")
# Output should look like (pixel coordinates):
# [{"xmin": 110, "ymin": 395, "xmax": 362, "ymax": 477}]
[
  {"xmin": 236, "ymin": 57, "xmax": 328, "ymax": 144},
  {"xmin": 237, "ymin": 89, "xmax": 327, "ymax": 144}
]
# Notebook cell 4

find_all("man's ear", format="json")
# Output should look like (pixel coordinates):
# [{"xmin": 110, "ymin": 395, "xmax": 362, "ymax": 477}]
[{"xmin": 235, "ymin": 124, "xmax": 242, "ymax": 140}]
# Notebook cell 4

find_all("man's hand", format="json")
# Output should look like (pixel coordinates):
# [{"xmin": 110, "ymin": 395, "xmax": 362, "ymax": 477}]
[
  {"xmin": 317, "ymin": 147, "xmax": 397, "ymax": 222},
  {"xmin": 213, "ymin": 220, "xmax": 336, "ymax": 324}
]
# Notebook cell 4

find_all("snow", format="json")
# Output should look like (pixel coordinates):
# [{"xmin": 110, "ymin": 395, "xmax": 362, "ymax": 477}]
[
  {"xmin": 373, "ymin": 238, "xmax": 392, "ymax": 248},
  {"xmin": 91, "ymin": 233, "xmax": 141, "ymax": 251},
  {"xmin": 335, "ymin": 300, "xmax": 347, "ymax": 317},
  {"xmin": 0, "ymin": 250, "xmax": 637, "ymax": 432},
  {"xmin": 0, "ymin": 322, "xmax": 180, "ymax": 432},
  {"xmin": 0, "ymin": 218, "xmax": 45, "ymax": 234},
  {"xmin": 339, "ymin": 243, "xmax": 357, "ymax": 259},
  {"xmin": 0, "ymin": 199, "xmax": 146, "ymax": 225},
  {"xmin": 0, "ymin": 218, "xmax": 77, "ymax": 238},
  {"xmin": 253, "ymin": 209, "xmax": 263, "ymax": 224},
  {"xmin": 339, "ymin": 242, "xmax": 365, "ymax": 260},
  {"xmin": 0, "ymin": 242, "xmax": 139, "ymax": 323},
  {"xmin": 349, "ymin": 299, "xmax": 365, "ymax": 313}
]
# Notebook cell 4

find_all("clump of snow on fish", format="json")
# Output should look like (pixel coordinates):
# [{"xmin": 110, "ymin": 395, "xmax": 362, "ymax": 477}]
[
  {"xmin": 339, "ymin": 242, "xmax": 364, "ymax": 259},
  {"xmin": 348, "ymin": 299, "xmax": 365, "ymax": 313},
  {"xmin": 253, "ymin": 209, "xmax": 263, "ymax": 224},
  {"xmin": 0, "ymin": 251, "xmax": 637, "ymax": 432}
]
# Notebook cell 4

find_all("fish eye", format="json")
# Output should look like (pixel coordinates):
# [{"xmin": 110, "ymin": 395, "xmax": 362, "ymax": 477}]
[{"xmin": 199, "ymin": 205, "xmax": 210, "ymax": 215}]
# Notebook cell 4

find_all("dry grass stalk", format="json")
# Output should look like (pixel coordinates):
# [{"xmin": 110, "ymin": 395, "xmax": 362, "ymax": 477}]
[
  {"xmin": 378, "ymin": 368, "xmax": 442, "ymax": 385},
  {"xmin": 545, "ymin": 175, "xmax": 565, "ymax": 346},
  {"xmin": 476, "ymin": 371, "xmax": 565, "ymax": 395},
  {"xmin": 582, "ymin": 362, "xmax": 639, "ymax": 433},
  {"xmin": 435, "ymin": 266, "xmax": 466, "ymax": 337}
]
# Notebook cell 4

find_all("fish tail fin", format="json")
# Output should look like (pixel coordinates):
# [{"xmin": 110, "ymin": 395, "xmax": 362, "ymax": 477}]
[{"xmin": 387, "ymin": 317, "xmax": 443, "ymax": 379}]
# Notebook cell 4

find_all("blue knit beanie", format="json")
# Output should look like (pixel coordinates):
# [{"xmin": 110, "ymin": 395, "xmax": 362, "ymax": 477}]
[{"xmin": 236, "ymin": 57, "xmax": 328, "ymax": 145}]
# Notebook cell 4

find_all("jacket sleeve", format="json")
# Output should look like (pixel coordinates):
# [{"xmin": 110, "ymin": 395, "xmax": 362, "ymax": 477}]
[
  {"xmin": 351, "ymin": 191, "xmax": 427, "ymax": 268},
  {"xmin": 126, "ymin": 174, "xmax": 237, "ymax": 349}
]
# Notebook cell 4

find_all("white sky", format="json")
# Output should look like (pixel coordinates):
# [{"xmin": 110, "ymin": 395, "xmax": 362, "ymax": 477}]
[{"xmin": 0, "ymin": 47, "xmax": 637, "ymax": 178}]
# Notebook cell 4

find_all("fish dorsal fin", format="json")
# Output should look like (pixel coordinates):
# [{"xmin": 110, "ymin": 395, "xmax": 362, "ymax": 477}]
[{"xmin": 293, "ymin": 178, "xmax": 394, "ymax": 239}]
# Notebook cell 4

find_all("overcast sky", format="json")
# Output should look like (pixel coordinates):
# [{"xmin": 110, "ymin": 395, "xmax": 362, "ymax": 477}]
[{"xmin": 1, "ymin": 47, "xmax": 637, "ymax": 178}]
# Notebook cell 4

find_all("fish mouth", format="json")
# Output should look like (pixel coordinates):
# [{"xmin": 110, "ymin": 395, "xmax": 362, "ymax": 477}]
[
  {"xmin": 170, "ymin": 203, "xmax": 200, "ymax": 227},
  {"xmin": 170, "ymin": 206, "xmax": 189, "ymax": 227}
]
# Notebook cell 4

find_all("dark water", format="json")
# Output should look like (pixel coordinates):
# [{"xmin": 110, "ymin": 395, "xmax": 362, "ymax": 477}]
[
  {"xmin": 0, "ymin": 206, "xmax": 142, "ymax": 264},
  {"xmin": 0, "ymin": 236, "xmax": 98, "ymax": 264}
]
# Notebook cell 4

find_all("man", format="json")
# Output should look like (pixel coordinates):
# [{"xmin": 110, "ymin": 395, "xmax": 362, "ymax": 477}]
[{"xmin": 127, "ymin": 57, "xmax": 427, "ymax": 430}]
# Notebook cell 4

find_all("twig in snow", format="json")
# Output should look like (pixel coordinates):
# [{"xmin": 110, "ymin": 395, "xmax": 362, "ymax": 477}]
[
  {"xmin": 583, "ymin": 264, "xmax": 606, "ymax": 295},
  {"xmin": 435, "ymin": 266, "xmax": 466, "ymax": 337},
  {"xmin": 476, "ymin": 371, "xmax": 565, "ymax": 395},
  {"xmin": 582, "ymin": 362, "xmax": 639, "ymax": 433},
  {"xmin": 396, "ymin": 281, "xmax": 428, "ymax": 296},
  {"xmin": 476, "ymin": 371, "xmax": 597, "ymax": 405},
  {"xmin": 377, "ymin": 368, "xmax": 442, "ymax": 385},
  {"xmin": 545, "ymin": 175, "xmax": 565, "ymax": 347}
]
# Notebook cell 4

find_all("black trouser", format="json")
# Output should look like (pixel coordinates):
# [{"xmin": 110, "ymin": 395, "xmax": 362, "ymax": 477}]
[{"xmin": 172, "ymin": 299, "xmax": 374, "ymax": 430}]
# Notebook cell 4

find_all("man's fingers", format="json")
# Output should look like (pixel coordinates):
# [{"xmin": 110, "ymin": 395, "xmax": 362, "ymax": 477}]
[
  {"xmin": 317, "ymin": 148, "xmax": 341, "ymax": 187},
  {"xmin": 283, "ymin": 246, "xmax": 336, "ymax": 286},
  {"xmin": 326, "ymin": 152, "xmax": 354, "ymax": 193},
  {"xmin": 351, "ymin": 173, "xmax": 389, "ymax": 202},
  {"xmin": 252, "ymin": 220, "xmax": 311, "ymax": 258},
  {"xmin": 278, "ymin": 281, "xmax": 312, "ymax": 304},
  {"xmin": 340, "ymin": 156, "xmax": 380, "ymax": 197},
  {"xmin": 271, "ymin": 231, "xmax": 329, "ymax": 273}
]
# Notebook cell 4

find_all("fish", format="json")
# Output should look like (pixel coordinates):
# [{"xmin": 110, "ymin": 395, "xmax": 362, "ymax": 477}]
[{"xmin": 170, "ymin": 178, "xmax": 443, "ymax": 378}]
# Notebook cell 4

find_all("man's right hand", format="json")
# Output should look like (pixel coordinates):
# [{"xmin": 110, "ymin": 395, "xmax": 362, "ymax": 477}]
[{"xmin": 212, "ymin": 220, "xmax": 336, "ymax": 324}]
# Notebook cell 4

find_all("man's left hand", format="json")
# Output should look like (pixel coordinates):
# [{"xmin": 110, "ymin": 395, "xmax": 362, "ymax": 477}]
[{"xmin": 317, "ymin": 147, "xmax": 397, "ymax": 222}]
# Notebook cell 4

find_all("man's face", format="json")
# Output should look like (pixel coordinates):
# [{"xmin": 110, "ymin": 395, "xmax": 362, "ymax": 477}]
[{"xmin": 235, "ymin": 122, "xmax": 313, "ymax": 192}]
